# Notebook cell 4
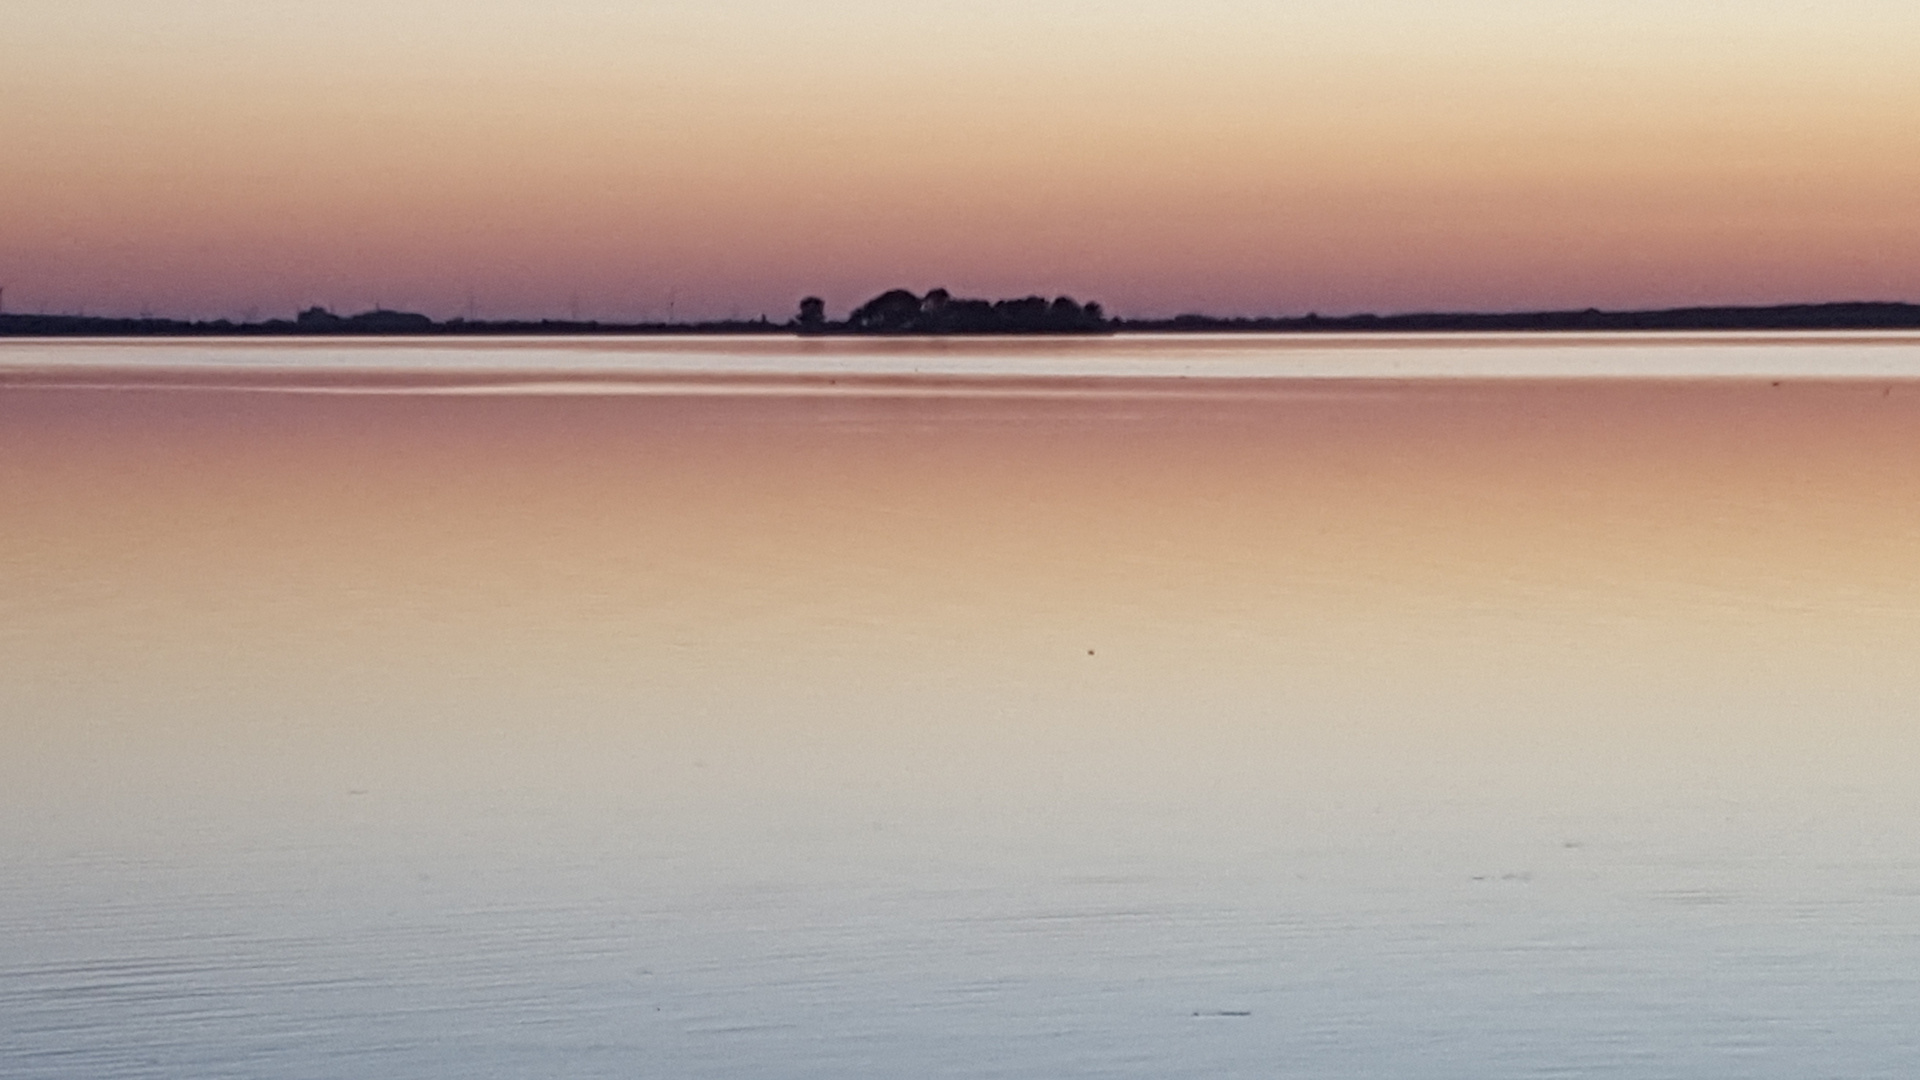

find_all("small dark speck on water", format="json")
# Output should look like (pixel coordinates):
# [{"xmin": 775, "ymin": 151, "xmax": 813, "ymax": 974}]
[
  {"xmin": 1193, "ymin": 1010, "xmax": 1253, "ymax": 1018},
  {"xmin": 348, "ymin": 789, "xmax": 368, "ymax": 796}
]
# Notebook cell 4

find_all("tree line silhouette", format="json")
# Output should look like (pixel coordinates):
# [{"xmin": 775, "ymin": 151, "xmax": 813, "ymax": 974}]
[
  {"xmin": 7, "ymin": 297, "xmax": 1920, "ymax": 338},
  {"xmin": 800, "ymin": 289, "xmax": 1109, "ymax": 335}
]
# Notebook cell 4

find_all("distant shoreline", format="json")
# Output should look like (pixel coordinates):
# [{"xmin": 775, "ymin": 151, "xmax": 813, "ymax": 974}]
[{"xmin": 4, "ymin": 302, "xmax": 1920, "ymax": 338}]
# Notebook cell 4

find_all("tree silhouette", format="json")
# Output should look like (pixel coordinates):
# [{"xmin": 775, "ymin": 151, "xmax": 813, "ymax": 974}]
[
  {"xmin": 796, "ymin": 296, "xmax": 826, "ymax": 331},
  {"xmin": 848, "ymin": 289, "xmax": 926, "ymax": 332}
]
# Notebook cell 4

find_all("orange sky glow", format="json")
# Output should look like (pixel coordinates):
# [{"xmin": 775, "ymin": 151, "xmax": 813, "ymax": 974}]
[{"xmin": 3, "ymin": 0, "xmax": 1918, "ymax": 320}]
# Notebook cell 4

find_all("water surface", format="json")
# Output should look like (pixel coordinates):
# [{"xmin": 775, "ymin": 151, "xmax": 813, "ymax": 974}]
[{"xmin": 5, "ymin": 335, "xmax": 1920, "ymax": 1078}]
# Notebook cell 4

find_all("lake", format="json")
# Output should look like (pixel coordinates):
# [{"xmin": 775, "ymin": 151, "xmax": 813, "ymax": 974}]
[{"xmin": 5, "ymin": 334, "xmax": 1920, "ymax": 1078}]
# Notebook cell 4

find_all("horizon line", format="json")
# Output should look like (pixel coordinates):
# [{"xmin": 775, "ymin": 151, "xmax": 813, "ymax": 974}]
[{"xmin": 6, "ymin": 297, "xmax": 1920, "ymax": 338}]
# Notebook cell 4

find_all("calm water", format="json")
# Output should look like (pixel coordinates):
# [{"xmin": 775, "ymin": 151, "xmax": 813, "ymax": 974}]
[{"xmin": 5, "ymin": 335, "xmax": 1920, "ymax": 1078}]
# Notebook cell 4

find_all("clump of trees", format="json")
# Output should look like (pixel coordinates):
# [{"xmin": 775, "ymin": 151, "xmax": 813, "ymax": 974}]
[
  {"xmin": 295, "ymin": 307, "xmax": 436, "ymax": 333},
  {"xmin": 797, "ymin": 289, "xmax": 1108, "ymax": 335}
]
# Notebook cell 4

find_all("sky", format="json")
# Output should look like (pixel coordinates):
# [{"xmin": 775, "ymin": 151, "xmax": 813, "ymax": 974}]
[{"xmin": 3, "ymin": 0, "xmax": 1918, "ymax": 321}]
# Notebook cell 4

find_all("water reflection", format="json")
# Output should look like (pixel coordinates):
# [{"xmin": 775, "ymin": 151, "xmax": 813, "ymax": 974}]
[{"xmin": 4, "ymin": 340, "xmax": 1920, "ymax": 1078}]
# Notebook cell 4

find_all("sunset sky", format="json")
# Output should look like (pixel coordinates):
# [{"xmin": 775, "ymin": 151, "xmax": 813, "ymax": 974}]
[{"xmin": 4, "ymin": 0, "xmax": 1918, "ymax": 321}]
